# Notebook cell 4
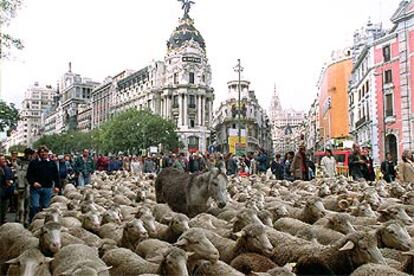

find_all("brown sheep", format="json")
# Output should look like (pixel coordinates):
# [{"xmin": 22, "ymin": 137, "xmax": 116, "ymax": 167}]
[{"xmin": 230, "ymin": 253, "xmax": 277, "ymax": 274}]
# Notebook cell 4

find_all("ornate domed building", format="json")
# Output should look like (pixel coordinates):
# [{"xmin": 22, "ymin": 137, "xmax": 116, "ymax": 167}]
[{"xmin": 107, "ymin": 1, "xmax": 214, "ymax": 153}]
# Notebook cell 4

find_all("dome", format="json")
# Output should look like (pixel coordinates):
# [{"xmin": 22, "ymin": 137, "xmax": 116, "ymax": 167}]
[{"xmin": 167, "ymin": 14, "xmax": 206, "ymax": 51}]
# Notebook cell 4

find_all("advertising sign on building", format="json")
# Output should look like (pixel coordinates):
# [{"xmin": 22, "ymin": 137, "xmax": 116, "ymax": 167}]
[{"xmin": 228, "ymin": 128, "xmax": 247, "ymax": 155}]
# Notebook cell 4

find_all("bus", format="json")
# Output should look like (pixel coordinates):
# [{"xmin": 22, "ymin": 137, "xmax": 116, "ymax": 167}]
[{"xmin": 314, "ymin": 149, "xmax": 352, "ymax": 176}]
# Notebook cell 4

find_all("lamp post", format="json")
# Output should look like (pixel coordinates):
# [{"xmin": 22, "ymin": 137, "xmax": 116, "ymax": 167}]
[
  {"xmin": 374, "ymin": 68, "xmax": 386, "ymax": 159},
  {"xmin": 234, "ymin": 59, "xmax": 244, "ymax": 145}
]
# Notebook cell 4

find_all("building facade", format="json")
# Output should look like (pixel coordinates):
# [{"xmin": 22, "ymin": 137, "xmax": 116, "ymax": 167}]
[
  {"xmin": 104, "ymin": 11, "xmax": 214, "ymax": 152},
  {"xmin": 371, "ymin": 1, "xmax": 414, "ymax": 161},
  {"xmin": 5, "ymin": 82, "xmax": 57, "ymax": 150},
  {"xmin": 348, "ymin": 21, "xmax": 385, "ymax": 163},
  {"xmin": 91, "ymin": 70, "xmax": 134, "ymax": 129},
  {"xmin": 213, "ymin": 80, "xmax": 272, "ymax": 154},
  {"xmin": 317, "ymin": 49, "xmax": 353, "ymax": 149},
  {"xmin": 43, "ymin": 63, "xmax": 100, "ymax": 135},
  {"xmin": 269, "ymin": 86, "xmax": 305, "ymax": 154}
]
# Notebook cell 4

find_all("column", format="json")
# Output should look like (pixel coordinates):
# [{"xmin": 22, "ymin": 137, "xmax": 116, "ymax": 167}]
[
  {"xmin": 208, "ymin": 99, "xmax": 213, "ymax": 127},
  {"xmin": 183, "ymin": 94, "xmax": 188, "ymax": 126},
  {"xmin": 198, "ymin": 96, "xmax": 202, "ymax": 126},
  {"xmin": 167, "ymin": 96, "xmax": 170, "ymax": 119},
  {"xmin": 179, "ymin": 94, "xmax": 183, "ymax": 126},
  {"xmin": 201, "ymin": 96, "xmax": 205, "ymax": 127}
]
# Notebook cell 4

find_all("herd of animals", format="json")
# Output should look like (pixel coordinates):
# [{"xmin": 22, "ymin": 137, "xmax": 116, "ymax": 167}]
[{"xmin": 2, "ymin": 166, "xmax": 414, "ymax": 275}]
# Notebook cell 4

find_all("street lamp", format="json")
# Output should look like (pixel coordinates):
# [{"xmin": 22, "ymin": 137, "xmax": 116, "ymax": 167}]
[{"xmin": 234, "ymin": 59, "xmax": 244, "ymax": 145}]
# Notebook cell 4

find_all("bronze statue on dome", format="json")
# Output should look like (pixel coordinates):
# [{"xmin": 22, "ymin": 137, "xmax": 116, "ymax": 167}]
[{"xmin": 178, "ymin": 0, "xmax": 195, "ymax": 15}]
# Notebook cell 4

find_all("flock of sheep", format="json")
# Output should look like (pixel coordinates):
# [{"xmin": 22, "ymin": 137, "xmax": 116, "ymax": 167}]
[{"xmin": 1, "ymin": 167, "xmax": 414, "ymax": 275}]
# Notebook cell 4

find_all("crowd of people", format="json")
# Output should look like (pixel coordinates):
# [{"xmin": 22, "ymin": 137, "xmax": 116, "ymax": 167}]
[{"xmin": 1, "ymin": 142, "xmax": 414, "ymax": 226}]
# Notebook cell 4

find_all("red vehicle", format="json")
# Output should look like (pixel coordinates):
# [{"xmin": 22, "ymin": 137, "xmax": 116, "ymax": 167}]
[{"xmin": 314, "ymin": 149, "xmax": 352, "ymax": 176}]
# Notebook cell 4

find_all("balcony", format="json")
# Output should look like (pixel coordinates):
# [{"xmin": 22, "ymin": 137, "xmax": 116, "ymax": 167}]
[{"xmin": 355, "ymin": 116, "xmax": 368, "ymax": 129}]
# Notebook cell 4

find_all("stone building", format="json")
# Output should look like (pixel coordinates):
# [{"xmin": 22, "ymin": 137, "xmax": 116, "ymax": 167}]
[
  {"xmin": 77, "ymin": 103, "xmax": 92, "ymax": 132},
  {"xmin": 213, "ymin": 79, "xmax": 272, "ymax": 154},
  {"xmin": 5, "ymin": 82, "xmax": 57, "ymax": 149},
  {"xmin": 106, "ymin": 10, "xmax": 214, "ymax": 152},
  {"xmin": 43, "ymin": 63, "xmax": 99, "ymax": 135},
  {"xmin": 269, "ymin": 86, "xmax": 305, "ymax": 154}
]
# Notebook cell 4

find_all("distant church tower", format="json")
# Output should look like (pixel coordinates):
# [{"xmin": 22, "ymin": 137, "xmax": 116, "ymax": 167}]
[
  {"xmin": 269, "ymin": 84, "xmax": 282, "ymax": 120},
  {"xmin": 161, "ymin": 3, "xmax": 214, "ymax": 152}
]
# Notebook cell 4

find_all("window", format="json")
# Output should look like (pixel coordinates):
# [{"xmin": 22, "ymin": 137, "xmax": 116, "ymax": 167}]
[
  {"xmin": 383, "ymin": 45, "xmax": 391, "ymax": 62},
  {"xmin": 202, "ymin": 74, "xmax": 206, "ymax": 83},
  {"xmin": 384, "ymin": 70, "xmax": 393, "ymax": 84},
  {"xmin": 189, "ymin": 72, "xmax": 195, "ymax": 84},
  {"xmin": 189, "ymin": 95, "xmax": 196, "ymax": 108},
  {"xmin": 190, "ymin": 119, "xmax": 195, "ymax": 128},
  {"xmin": 385, "ymin": 94, "xmax": 394, "ymax": 117},
  {"xmin": 173, "ymin": 95, "xmax": 179, "ymax": 107},
  {"xmin": 174, "ymin": 73, "xmax": 179, "ymax": 84}
]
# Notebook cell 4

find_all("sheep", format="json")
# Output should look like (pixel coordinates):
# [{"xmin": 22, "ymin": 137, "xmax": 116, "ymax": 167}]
[
  {"xmin": 231, "ymin": 208, "xmax": 264, "ymax": 232},
  {"xmin": 174, "ymin": 228, "xmax": 220, "ymax": 271},
  {"xmin": 82, "ymin": 211, "xmax": 102, "ymax": 233},
  {"xmin": 102, "ymin": 206, "xmax": 122, "ymax": 225},
  {"xmin": 98, "ymin": 223, "xmax": 123, "ymax": 244},
  {"xmin": 103, "ymin": 247, "xmax": 189, "ymax": 276},
  {"xmin": 201, "ymin": 224, "xmax": 273, "ymax": 264},
  {"xmin": 266, "ymin": 227, "xmax": 322, "ymax": 266},
  {"xmin": 98, "ymin": 239, "xmax": 119, "ymax": 258},
  {"xmin": 350, "ymin": 263, "xmax": 410, "ymax": 276},
  {"xmin": 295, "ymin": 223, "xmax": 345, "ymax": 245},
  {"xmin": 286, "ymin": 197, "xmax": 327, "ymax": 224},
  {"xmin": 67, "ymin": 227, "xmax": 103, "ymax": 247},
  {"xmin": 375, "ymin": 220, "xmax": 413, "ymax": 251},
  {"xmin": 189, "ymin": 213, "xmax": 230, "ymax": 230},
  {"xmin": 377, "ymin": 205, "xmax": 413, "ymax": 225},
  {"xmin": 230, "ymin": 253, "xmax": 277, "ymax": 274},
  {"xmin": 154, "ymin": 213, "xmax": 190, "ymax": 243},
  {"xmin": 192, "ymin": 260, "xmax": 244, "ymax": 276},
  {"xmin": 119, "ymin": 218, "xmax": 149, "ymax": 251},
  {"xmin": 314, "ymin": 212, "xmax": 356, "ymax": 234},
  {"xmin": 135, "ymin": 238, "xmax": 172, "ymax": 263},
  {"xmin": 6, "ymin": 248, "xmax": 53, "ymax": 276},
  {"xmin": 295, "ymin": 231, "xmax": 386, "ymax": 275},
  {"xmin": 51, "ymin": 244, "xmax": 111, "ymax": 276}
]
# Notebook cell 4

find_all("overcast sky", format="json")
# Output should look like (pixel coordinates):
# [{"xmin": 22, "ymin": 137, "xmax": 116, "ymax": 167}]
[{"xmin": 0, "ymin": 0, "xmax": 402, "ymax": 113}]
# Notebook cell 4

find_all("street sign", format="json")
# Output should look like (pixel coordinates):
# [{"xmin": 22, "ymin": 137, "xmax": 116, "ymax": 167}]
[{"xmin": 235, "ymin": 143, "xmax": 247, "ymax": 156}]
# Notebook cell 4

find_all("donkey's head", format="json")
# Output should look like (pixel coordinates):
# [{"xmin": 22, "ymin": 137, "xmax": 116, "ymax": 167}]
[{"xmin": 205, "ymin": 167, "xmax": 228, "ymax": 209}]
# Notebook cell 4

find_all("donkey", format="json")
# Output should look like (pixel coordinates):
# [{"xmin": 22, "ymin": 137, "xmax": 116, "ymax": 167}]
[{"xmin": 155, "ymin": 167, "xmax": 228, "ymax": 218}]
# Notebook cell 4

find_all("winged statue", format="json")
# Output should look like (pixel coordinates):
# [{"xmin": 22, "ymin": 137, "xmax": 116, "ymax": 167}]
[{"xmin": 178, "ymin": 0, "xmax": 195, "ymax": 15}]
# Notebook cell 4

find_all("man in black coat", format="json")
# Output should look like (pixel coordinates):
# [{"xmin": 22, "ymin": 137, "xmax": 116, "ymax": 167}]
[{"xmin": 26, "ymin": 146, "xmax": 60, "ymax": 222}]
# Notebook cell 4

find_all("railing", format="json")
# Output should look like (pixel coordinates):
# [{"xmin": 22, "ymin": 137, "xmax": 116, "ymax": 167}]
[{"xmin": 355, "ymin": 117, "xmax": 367, "ymax": 128}]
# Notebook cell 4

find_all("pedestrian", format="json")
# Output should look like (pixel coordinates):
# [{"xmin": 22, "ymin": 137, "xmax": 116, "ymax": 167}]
[
  {"xmin": 0, "ymin": 154, "xmax": 14, "ymax": 225},
  {"xmin": 225, "ymin": 153, "xmax": 238, "ymax": 175},
  {"xmin": 96, "ymin": 154, "xmax": 108, "ymax": 171},
  {"xmin": 255, "ymin": 149, "xmax": 268, "ymax": 174},
  {"xmin": 320, "ymin": 149, "xmax": 337, "ymax": 178},
  {"xmin": 399, "ymin": 150, "xmax": 414, "ymax": 183},
  {"xmin": 73, "ymin": 149, "xmax": 95, "ymax": 187},
  {"xmin": 26, "ymin": 146, "xmax": 60, "ymax": 223},
  {"xmin": 15, "ymin": 148, "xmax": 35, "ymax": 224},
  {"xmin": 291, "ymin": 145, "xmax": 309, "ymax": 181},
  {"xmin": 381, "ymin": 152, "xmax": 397, "ymax": 183},
  {"xmin": 361, "ymin": 146, "xmax": 376, "ymax": 181},
  {"xmin": 172, "ymin": 154, "xmax": 184, "ymax": 172},
  {"xmin": 306, "ymin": 154, "xmax": 316, "ymax": 180},
  {"xmin": 57, "ymin": 155, "xmax": 69, "ymax": 190},
  {"xmin": 123, "ymin": 156, "xmax": 131, "ymax": 171},
  {"xmin": 143, "ymin": 156, "xmax": 157, "ymax": 174},
  {"xmin": 349, "ymin": 143, "xmax": 366, "ymax": 181},
  {"xmin": 130, "ymin": 156, "xmax": 143, "ymax": 175},
  {"xmin": 283, "ymin": 152, "xmax": 294, "ymax": 181},
  {"xmin": 271, "ymin": 154, "xmax": 284, "ymax": 180}
]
